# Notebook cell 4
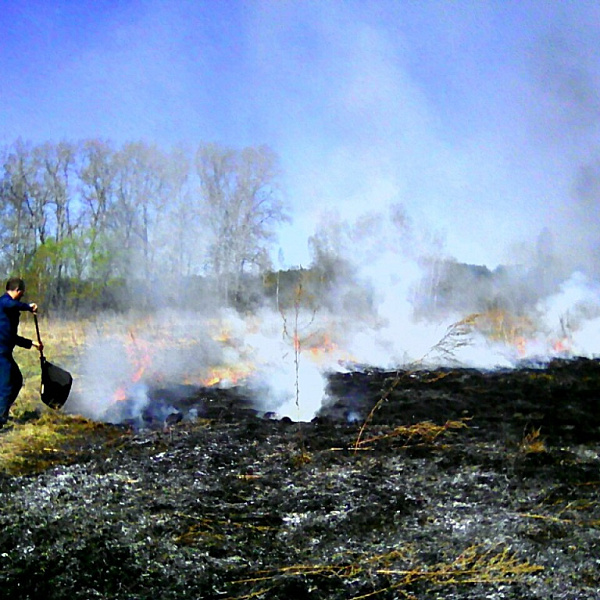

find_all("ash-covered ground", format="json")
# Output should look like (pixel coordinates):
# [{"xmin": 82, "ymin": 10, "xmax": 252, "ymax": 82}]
[{"xmin": 1, "ymin": 358, "xmax": 600, "ymax": 599}]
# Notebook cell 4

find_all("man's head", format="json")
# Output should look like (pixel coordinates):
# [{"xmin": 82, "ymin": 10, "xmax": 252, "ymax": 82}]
[{"xmin": 6, "ymin": 277, "xmax": 25, "ymax": 300}]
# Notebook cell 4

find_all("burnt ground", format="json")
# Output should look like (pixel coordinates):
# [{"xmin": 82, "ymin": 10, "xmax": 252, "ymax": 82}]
[{"xmin": 1, "ymin": 357, "xmax": 600, "ymax": 599}]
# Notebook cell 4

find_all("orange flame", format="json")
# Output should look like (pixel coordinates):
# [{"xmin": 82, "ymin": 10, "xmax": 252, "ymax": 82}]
[
  {"xmin": 184, "ymin": 364, "xmax": 255, "ymax": 388},
  {"xmin": 515, "ymin": 336, "xmax": 528, "ymax": 357},
  {"xmin": 552, "ymin": 338, "xmax": 571, "ymax": 354},
  {"xmin": 111, "ymin": 331, "xmax": 156, "ymax": 403},
  {"xmin": 308, "ymin": 333, "xmax": 337, "ymax": 357}
]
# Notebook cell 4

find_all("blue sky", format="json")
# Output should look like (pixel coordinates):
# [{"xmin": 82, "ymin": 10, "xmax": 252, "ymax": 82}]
[{"xmin": 2, "ymin": 0, "xmax": 600, "ymax": 269}]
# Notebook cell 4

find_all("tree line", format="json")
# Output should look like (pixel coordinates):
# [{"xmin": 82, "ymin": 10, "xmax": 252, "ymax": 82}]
[{"xmin": 0, "ymin": 139, "xmax": 290, "ymax": 314}]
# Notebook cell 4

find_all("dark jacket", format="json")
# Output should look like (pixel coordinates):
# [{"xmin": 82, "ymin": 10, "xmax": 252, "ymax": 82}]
[{"xmin": 0, "ymin": 293, "xmax": 34, "ymax": 354}]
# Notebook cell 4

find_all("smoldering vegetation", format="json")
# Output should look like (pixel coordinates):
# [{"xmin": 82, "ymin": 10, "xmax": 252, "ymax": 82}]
[
  {"xmin": 1, "ymin": 357, "xmax": 600, "ymax": 599},
  {"xmin": 3, "ymin": 191, "xmax": 600, "ymax": 600},
  {"xmin": 3, "ymin": 7, "xmax": 600, "ymax": 598},
  {"xmin": 1, "ymin": 218, "xmax": 598, "ymax": 598},
  {"xmin": 57, "ymin": 201, "xmax": 600, "ymax": 428}
]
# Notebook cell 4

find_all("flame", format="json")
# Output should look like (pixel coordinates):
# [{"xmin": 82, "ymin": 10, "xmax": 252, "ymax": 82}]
[
  {"xmin": 303, "ymin": 332, "xmax": 358, "ymax": 367},
  {"xmin": 308, "ymin": 333, "xmax": 336, "ymax": 356},
  {"xmin": 106, "ymin": 307, "xmax": 577, "ymax": 410},
  {"xmin": 105, "ymin": 316, "xmax": 265, "ymax": 406},
  {"xmin": 110, "ymin": 330, "xmax": 156, "ymax": 403},
  {"xmin": 294, "ymin": 332, "xmax": 301, "ymax": 352},
  {"xmin": 113, "ymin": 386, "xmax": 128, "ymax": 403},
  {"xmin": 514, "ymin": 336, "xmax": 528, "ymax": 357},
  {"xmin": 195, "ymin": 364, "xmax": 254, "ymax": 387},
  {"xmin": 467, "ymin": 309, "xmax": 576, "ymax": 359},
  {"xmin": 552, "ymin": 337, "xmax": 571, "ymax": 354},
  {"xmin": 184, "ymin": 363, "xmax": 254, "ymax": 387}
]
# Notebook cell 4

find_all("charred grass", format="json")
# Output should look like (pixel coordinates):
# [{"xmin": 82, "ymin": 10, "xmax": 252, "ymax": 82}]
[{"xmin": 0, "ymin": 320, "xmax": 600, "ymax": 599}]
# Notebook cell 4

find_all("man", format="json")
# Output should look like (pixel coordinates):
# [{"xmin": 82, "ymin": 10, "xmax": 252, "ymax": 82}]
[{"xmin": 0, "ymin": 277, "xmax": 42, "ymax": 428}]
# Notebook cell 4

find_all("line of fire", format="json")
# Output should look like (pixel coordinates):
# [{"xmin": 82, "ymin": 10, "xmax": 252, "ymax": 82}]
[{"xmin": 67, "ymin": 254, "xmax": 600, "ymax": 431}]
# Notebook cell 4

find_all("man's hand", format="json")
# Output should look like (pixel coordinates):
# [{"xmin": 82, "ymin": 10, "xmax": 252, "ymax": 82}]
[
  {"xmin": 29, "ymin": 303, "xmax": 38, "ymax": 313},
  {"xmin": 32, "ymin": 341, "xmax": 43, "ymax": 352}
]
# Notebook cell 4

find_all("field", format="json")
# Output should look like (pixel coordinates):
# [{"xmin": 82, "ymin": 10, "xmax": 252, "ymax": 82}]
[{"xmin": 1, "ymin": 319, "xmax": 599, "ymax": 599}]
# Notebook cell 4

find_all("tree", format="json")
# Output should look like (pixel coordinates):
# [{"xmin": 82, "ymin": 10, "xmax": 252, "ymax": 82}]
[
  {"xmin": 0, "ymin": 139, "xmax": 49, "ymax": 274},
  {"xmin": 76, "ymin": 139, "xmax": 127, "ymax": 289},
  {"xmin": 38, "ymin": 140, "xmax": 80, "ymax": 307},
  {"xmin": 112, "ymin": 142, "xmax": 169, "ymax": 281},
  {"xmin": 155, "ymin": 145, "xmax": 198, "ymax": 277},
  {"xmin": 77, "ymin": 139, "xmax": 116, "ymax": 244},
  {"xmin": 0, "ymin": 138, "xmax": 292, "ymax": 314},
  {"xmin": 196, "ymin": 143, "xmax": 289, "ymax": 304}
]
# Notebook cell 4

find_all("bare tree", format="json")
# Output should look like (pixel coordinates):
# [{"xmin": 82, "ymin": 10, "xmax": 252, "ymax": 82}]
[
  {"xmin": 112, "ymin": 142, "xmax": 169, "ymax": 281},
  {"xmin": 156, "ymin": 145, "xmax": 200, "ymax": 277},
  {"xmin": 40, "ymin": 141, "xmax": 79, "ymax": 242},
  {"xmin": 196, "ymin": 143, "xmax": 289, "ymax": 304},
  {"xmin": 0, "ymin": 138, "xmax": 292, "ymax": 313},
  {"xmin": 78, "ymin": 139, "xmax": 117, "ymax": 236},
  {"xmin": 38, "ymin": 141, "xmax": 82, "ymax": 306},
  {"xmin": 75, "ymin": 139, "xmax": 121, "ymax": 282},
  {"xmin": 0, "ymin": 139, "xmax": 49, "ymax": 273}
]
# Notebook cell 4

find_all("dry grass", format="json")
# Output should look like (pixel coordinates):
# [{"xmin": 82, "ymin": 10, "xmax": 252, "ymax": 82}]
[
  {"xmin": 228, "ymin": 543, "xmax": 543, "ymax": 599},
  {"xmin": 353, "ymin": 315, "xmax": 481, "ymax": 451},
  {"xmin": 0, "ymin": 411, "xmax": 127, "ymax": 476},
  {"xmin": 0, "ymin": 317, "xmax": 127, "ymax": 475},
  {"xmin": 355, "ymin": 418, "xmax": 470, "ymax": 449},
  {"xmin": 519, "ymin": 427, "xmax": 547, "ymax": 454},
  {"xmin": 473, "ymin": 309, "xmax": 536, "ymax": 348}
]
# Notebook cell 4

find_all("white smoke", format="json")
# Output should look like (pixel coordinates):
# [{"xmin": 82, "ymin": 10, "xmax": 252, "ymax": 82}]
[
  {"xmin": 536, "ymin": 272, "xmax": 600, "ymax": 356},
  {"xmin": 69, "ymin": 210, "xmax": 600, "ymax": 426},
  {"xmin": 69, "ymin": 263, "xmax": 600, "ymax": 426},
  {"xmin": 70, "ymin": 307, "xmax": 333, "ymax": 424}
]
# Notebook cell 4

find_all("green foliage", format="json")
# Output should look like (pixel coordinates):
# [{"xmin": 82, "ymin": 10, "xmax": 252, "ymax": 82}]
[{"xmin": 1, "ymin": 138, "xmax": 290, "ymax": 315}]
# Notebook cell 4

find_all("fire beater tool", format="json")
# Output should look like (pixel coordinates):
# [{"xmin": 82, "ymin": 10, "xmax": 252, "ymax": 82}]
[{"xmin": 33, "ymin": 314, "xmax": 73, "ymax": 410}]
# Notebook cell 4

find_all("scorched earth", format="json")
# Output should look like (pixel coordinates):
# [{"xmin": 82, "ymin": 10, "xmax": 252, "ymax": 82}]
[{"xmin": 1, "ymin": 357, "xmax": 600, "ymax": 599}]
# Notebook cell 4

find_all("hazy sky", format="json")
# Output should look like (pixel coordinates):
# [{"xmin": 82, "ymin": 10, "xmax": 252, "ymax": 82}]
[{"xmin": 2, "ymin": 0, "xmax": 600, "ymax": 268}]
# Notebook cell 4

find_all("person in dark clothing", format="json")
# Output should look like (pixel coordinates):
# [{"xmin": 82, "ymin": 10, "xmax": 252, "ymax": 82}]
[{"xmin": 0, "ymin": 277, "xmax": 42, "ymax": 428}]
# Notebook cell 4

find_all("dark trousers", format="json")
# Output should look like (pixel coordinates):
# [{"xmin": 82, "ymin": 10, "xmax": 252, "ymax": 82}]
[{"xmin": 0, "ymin": 352, "xmax": 23, "ymax": 423}]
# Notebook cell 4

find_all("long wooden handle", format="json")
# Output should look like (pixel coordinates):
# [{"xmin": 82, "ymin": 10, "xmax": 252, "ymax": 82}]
[{"xmin": 33, "ymin": 313, "xmax": 45, "ymax": 360}]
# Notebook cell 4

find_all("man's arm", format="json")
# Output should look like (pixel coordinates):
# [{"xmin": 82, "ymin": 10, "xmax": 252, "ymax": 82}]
[
  {"xmin": 10, "ymin": 300, "xmax": 40, "ymax": 349},
  {"xmin": 15, "ymin": 335, "xmax": 33, "ymax": 349},
  {"xmin": 5, "ymin": 297, "xmax": 37, "ymax": 313}
]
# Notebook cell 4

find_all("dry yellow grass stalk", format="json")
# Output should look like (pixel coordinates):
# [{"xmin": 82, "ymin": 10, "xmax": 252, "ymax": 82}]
[
  {"xmin": 356, "ymin": 419, "xmax": 469, "ymax": 447},
  {"xmin": 228, "ymin": 543, "xmax": 543, "ymax": 599}
]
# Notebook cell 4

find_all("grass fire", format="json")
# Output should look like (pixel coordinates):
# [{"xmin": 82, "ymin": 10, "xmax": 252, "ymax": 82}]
[
  {"xmin": 3, "ymin": 4, "xmax": 600, "ymax": 597},
  {"xmin": 1, "ymin": 257, "xmax": 600, "ymax": 599},
  {"xmin": 2, "ymin": 144, "xmax": 600, "ymax": 600}
]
